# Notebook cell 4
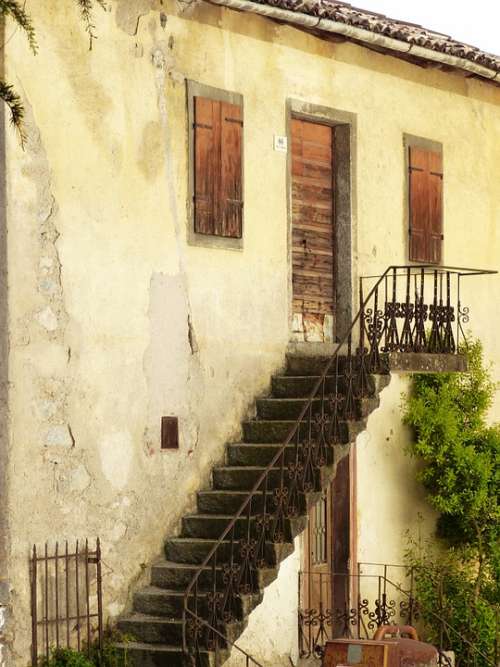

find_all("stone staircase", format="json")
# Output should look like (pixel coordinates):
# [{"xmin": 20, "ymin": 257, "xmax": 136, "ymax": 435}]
[{"xmin": 116, "ymin": 354, "xmax": 390, "ymax": 666}]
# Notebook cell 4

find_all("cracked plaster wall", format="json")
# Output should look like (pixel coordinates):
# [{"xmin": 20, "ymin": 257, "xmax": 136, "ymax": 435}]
[{"xmin": 1, "ymin": 1, "xmax": 500, "ymax": 665}]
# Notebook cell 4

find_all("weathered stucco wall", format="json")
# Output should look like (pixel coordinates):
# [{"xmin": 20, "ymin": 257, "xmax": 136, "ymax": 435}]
[
  {"xmin": 356, "ymin": 374, "xmax": 438, "ymax": 569},
  {"xmin": 1, "ymin": 1, "xmax": 500, "ymax": 664}
]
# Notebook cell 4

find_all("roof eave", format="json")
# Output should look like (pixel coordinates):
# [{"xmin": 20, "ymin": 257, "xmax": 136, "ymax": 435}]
[{"xmin": 207, "ymin": 0, "xmax": 500, "ymax": 84}]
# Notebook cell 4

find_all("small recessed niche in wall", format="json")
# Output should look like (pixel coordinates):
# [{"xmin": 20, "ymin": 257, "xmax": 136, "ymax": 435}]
[{"xmin": 161, "ymin": 416, "xmax": 179, "ymax": 450}]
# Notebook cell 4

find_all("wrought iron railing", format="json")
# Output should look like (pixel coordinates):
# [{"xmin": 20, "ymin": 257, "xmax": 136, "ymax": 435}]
[
  {"xmin": 298, "ymin": 564, "xmax": 417, "ymax": 658},
  {"xmin": 182, "ymin": 265, "xmax": 496, "ymax": 665},
  {"xmin": 298, "ymin": 564, "xmax": 499, "ymax": 667}
]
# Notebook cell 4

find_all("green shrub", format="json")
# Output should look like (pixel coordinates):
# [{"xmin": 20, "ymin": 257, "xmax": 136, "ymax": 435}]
[
  {"xmin": 403, "ymin": 339, "xmax": 499, "ymax": 665},
  {"xmin": 35, "ymin": 630, "xmax": 133, "ymax": 667}
]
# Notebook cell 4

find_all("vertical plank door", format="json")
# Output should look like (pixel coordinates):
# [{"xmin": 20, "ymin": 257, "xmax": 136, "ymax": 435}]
[{"xmin": 291, "ymin": 118, "xmax": 335, "ymax": 342}]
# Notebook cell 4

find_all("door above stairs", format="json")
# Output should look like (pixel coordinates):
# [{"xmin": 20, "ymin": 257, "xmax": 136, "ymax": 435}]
[{"xmin": 291, "ymin": 117, "xmax": 336, "ymax": 343}]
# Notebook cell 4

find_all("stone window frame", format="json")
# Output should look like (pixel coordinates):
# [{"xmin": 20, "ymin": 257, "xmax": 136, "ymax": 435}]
[
  {"xmin": 286, "ymin": 99, "xmax": 357, "ymax": 342},
  {"xmin": 186, "ymin": 80, "xmax": 245, "ymax": 251},
  {"xmin": 403, "ymin": 133, "xmax": 444, "ymax": 265}
]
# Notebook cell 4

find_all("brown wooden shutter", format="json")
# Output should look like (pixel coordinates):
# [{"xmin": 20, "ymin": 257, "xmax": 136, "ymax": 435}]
[
  {"xmin": 194, "ymin": 97, "xmax": 219, "ymax": 235},
  {"xmin": 409, "ymin": 146, "xmax": 443, "ymax": 264},
  {"xmin": 193, "ymin": 96, "xmax": 243, "ymax": 238},
  {"xmin": 220, "ymin": 102, "xmax": 243, "ymax": 238}
]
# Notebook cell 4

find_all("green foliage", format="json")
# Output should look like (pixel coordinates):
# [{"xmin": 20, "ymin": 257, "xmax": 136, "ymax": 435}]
[
  {"xmin": 0, "ymin": 0, "xmax": 37, "ymax": 53},
  {"xmin": 0, "ymin": 81, "xmax": 26, "ymax": 145},
  {"xmin": 405, "ymin": 537, "xmax": 498, "ymax": 666},
  {"xmin": 403, "ymin": 339, "xmax": 500, "ymax": 573},
  {"xmin": 403, "ymin": 340, "xmax": 499, "ymax": 665},
  {"xmin": 35, "ymin": 630, "xmax": 134, "ymax": 667},
  {"xmin": 0, "ymin": 1, "xmax": 107, "ymax": 139},
  {"xmin": 76, "ymin": 0, "xmax": 108, "ymax": 50},
  {"xmin": 39, "ymin": 648, "xmax": 94, "ymax": 667}
]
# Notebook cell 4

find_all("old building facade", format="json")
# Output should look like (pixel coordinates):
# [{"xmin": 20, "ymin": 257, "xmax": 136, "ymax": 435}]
[{"xmin": 0, "ymin": 1, "xmax": 499, "ymax": 665}]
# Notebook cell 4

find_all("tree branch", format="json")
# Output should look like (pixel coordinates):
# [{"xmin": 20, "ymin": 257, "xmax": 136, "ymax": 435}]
[{"xmin": 0, "ymin": 81, "xmax": 25, "ymax": 146}]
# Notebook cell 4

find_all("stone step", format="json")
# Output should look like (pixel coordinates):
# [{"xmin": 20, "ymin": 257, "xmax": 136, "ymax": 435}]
[
  {"xmin": 226, "ymin": 442, "xmax": 334, "ymax": 467},
  {"xmin": 271, "ymin": 374, "xmax": 336, "ymax": 398},
  {"xmin": 119, "ymin": 613, "xmax": 247, "ymax": 649},
  {"xmin": 255, "ymin": 395, "xmax": 380, "ymax": 421},
  {"xmin": 285, "ymin": 353, "xmax": 391, "ymax": 376},
  {"xmin": 165, "ymin": 537, "xmax": 293, "ymax": 565},
  {"xmin": 114, "ymin": 641, "xmax": 220, "ymax": 667},
  {"xmin": 271, "ymin": 372, "xmax": 389, "ymax": 399},
  {"xmin": 118, "ymin": 614, "xmax": 184, "ymax": 645},
  {"xmin": 151, "ymin": 560, "xmax": 278, "ymax": 591},
  {"xmin": 212, "ymin": 465, "xmax": 325, "ymax": 492},
  {"xmin": 182, "ymin": 513, "xmax": 308, "ymax": 541},
  {"xmin": 242, "ymin": 419, "xmax": 365, "ymax": 444},
  {"xmin": 285, "ymin": 354, "xmax": 342, "ymax": 376},
  {"xmin": 197, "ymin": 489, "xmax": 305, "ymax": 515},
  {"xmin": 133, "ymin": 586, "xmax": 262, "ymax": 620}
]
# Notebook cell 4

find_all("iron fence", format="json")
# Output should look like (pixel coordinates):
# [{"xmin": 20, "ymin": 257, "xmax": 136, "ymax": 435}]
[
  {"xmin": 30, "ymin": 539, "xmax": 103, "ymax": 665},
  {"xmin": 298, "ymin": 564, "xmax": 499, "ymax": 667}
]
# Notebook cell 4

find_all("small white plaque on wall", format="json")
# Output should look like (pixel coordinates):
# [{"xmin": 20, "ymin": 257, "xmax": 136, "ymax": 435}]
[{"xmin": 274, "ymin": 135, "xmax": 288, "ymax": 153}]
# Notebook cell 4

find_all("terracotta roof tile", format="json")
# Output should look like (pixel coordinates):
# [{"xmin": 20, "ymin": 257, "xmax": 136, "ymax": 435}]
[{"xmin": 247, "ymin": 0, "xmax": 500, "ymax": 74}]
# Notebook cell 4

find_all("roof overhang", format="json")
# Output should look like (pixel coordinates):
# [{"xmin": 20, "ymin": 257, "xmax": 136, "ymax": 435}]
[{"xmin": 207, "ymin": 0, "xmax": 500, "ymax": 84}]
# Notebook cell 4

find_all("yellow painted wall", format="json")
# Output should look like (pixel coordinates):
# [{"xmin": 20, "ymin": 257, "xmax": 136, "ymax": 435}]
[{"xmin": 2, "ymin": 1, "xmax": 500, "ymax": 664}]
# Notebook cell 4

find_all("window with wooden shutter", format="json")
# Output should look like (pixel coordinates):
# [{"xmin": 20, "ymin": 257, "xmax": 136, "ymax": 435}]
[
  {"xmin": 193, "ymin": 95, "xmax": 243, "ymax": 239},
  {"xmin": 408, "ymin": 145, "xmax": 443, "ymax": 264}
]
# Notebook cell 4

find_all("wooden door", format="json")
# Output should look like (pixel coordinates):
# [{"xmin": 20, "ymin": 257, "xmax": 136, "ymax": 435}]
[
  {"xmin": 301, "ymin": 458, "xmax": 353, "ymax": 637},
  {"xmin": 302, "ymin": 485, "xmax": 333, "ymax": 614},
  {"xmin": 291, "ymin": 118, "xmax": 335, "ymax": 342}
]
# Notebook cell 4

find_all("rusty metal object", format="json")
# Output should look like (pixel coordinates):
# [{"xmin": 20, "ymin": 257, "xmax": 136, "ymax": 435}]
[
  {"xmin": 322, "ymin": 626, "xmax": 439, "ymax": 667},
  {"xmin": 30, "ymin": 539, "xmax": 103, "ymax": 664}
]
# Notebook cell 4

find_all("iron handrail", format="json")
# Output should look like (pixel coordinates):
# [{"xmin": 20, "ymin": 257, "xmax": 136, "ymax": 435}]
[
  {"xmin": 185, "ymin": 608, "xmax": 263, "ymax": 667},
  {"xmin": 182, "ymin": 264, "xmax": 497, "ymax": 659}
]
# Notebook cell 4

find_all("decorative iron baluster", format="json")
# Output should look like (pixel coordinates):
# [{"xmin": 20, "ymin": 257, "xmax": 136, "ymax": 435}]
[
  {"xmin": 399, "ymin": 267, "xmax": 414, "ymax": 352},
  {"xmin": 443, "ymin": 272, "xmax": 456, "ymax": 353},
  {"xmin": 343, "ymin": 334, "xmax": 356, "ymax": 420},
  {"xmin": 383, "ymin": 268, "xmax": 400, "ymax": 352},
  {"xmin": 328, "ymin": 353, "xmax": 344, "ymax": 444},
  {"xmin": 413, "ymin": 268, "xmax": 427, "ymax": 351},
  {"xmin": 221, "ymin": 525, "xmax": 240, "ymax": 623},
  {"xmin": 238, "ymin": 503, "xmax": 257, "ymax": 598},
  {"xmin": 365, "ymin": 283, "xmax": 384, "ymax": 373},
  {"xmin": 253, "ymin": 479, "xmax": 270, "ymax": 570},
  {"xmin": 356, "ymin": 281, "xmax": 371, "ymax": 398},
  {"xmin": 271, "ymin": 451, "xmax": 288, "ymax": 543},
  {"xmin": 285, "ymin": 428, "xmax": 303, "ymax": 519}
]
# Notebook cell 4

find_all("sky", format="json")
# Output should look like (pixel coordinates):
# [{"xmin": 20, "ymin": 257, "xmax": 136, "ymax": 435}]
[{"xmin": 351, "ymin": 1, "xmax": 500, "ymax": 56}]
